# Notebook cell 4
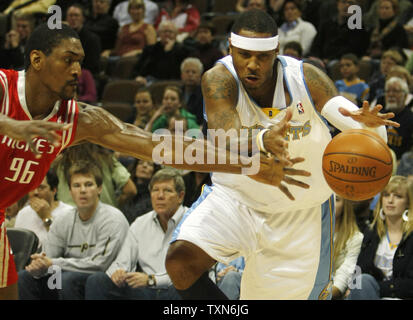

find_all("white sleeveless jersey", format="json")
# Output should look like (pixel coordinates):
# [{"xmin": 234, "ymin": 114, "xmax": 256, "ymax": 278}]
[{"xmin": 210, "ymin": 55, "xmax": 333, "ymax": 213}]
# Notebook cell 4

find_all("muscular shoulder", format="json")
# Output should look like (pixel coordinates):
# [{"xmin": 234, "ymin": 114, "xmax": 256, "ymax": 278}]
[
  {"xmin": 201, "ymin": 63, "xmax": 238, "ymax": 104},
  {"xmin": 302, "ymin": 62, "xmax": 338, "ymax": 112}
]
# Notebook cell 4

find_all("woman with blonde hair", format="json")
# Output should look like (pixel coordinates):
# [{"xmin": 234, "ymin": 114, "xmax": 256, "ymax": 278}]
[
  {"xmin": 348, "ymin": 175, "xmax": 413, "ymax": 299},
  {"xmin": 332, "ymin": 195, "xmax": 363, "ymax": 299}
]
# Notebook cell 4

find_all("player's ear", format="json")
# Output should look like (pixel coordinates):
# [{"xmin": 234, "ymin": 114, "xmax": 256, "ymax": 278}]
[
  {"xmin": 228, "ymin": 39, "xmax": 233, "ymax": 55},
  {"xmin": 30, "ymin": 50, "xmax": 44, "ymax": 71}
]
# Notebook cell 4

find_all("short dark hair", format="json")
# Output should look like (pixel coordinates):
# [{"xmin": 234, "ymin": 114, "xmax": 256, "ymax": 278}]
[
  {"xmin": 340, "ymin": 53, "xmax": 359, "ymax": 66},
  {"xmin": 24, "ymin": 23, "xmax": 80, "ymax": 71},
  {"xmin": 283, "ymin": 41, "xmax": 303, "ymax": 58},
  {"xmin": 67, "ymin": 160, "xmax": 103, "ymax": 188},
  {"xmin": 45, "ymin": 168, "xmax": 59, "ymax": 191},
  {"xmin": 231, "ymin": 9, "xmax": 278, "ymax": 36}
]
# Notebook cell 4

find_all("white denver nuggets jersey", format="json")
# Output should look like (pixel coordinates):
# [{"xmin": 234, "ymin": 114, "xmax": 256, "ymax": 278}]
[{"xmin": 210, "ymin": 55, "xmax": 333, "ymax": 213}]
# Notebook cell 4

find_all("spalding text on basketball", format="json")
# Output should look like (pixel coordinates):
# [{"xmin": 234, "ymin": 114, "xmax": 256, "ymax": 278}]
[{"xmin": 328, "ymin": 161, "xmax": 377, "ymax": 177}]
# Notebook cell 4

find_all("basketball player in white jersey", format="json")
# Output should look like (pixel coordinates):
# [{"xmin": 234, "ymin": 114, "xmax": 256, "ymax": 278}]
[{"xmin": 165, "ymin": 10, "xmax": 400, "ymax": 300}]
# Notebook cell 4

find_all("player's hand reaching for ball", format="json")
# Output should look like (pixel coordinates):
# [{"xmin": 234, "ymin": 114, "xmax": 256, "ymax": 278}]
[
  {"xmin": 249, "ymin": 154, "xmax": 311, "ymax": 200},
  {"xmin": 0, "ymin": 117, "xmax": 72, "ymax": 157},
  {"xmin": 339, "ymin": 100, "xmax": 400, "ymax": 128}
]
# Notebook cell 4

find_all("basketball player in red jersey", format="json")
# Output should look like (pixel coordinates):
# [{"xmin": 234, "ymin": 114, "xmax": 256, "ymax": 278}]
[{"xmin": 0, "ymin": 23, "xmax": 311, "ymax": 299}]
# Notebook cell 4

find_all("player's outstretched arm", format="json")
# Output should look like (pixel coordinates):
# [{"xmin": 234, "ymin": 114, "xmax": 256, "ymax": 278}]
[{"xmin": 74, "ymin": 103, "xmax": 311, "ymax": 190}]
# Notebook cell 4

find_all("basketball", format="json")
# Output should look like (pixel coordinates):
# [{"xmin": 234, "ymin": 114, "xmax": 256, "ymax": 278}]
[{"xmin": 322, "ymin": 129, "xmax": 393, "ymax": 201}]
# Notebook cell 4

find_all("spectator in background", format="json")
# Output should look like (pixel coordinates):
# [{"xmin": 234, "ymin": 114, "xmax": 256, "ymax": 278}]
[
  {"xmin": 0, "ymin": 13, "xmax": 35, "ymax": 70},
  {"xmin": 383, "ymin": 77, "xmax": 413, "ymax": 160},
  {"xmin": 368, "ymin": 49, "xmax": 405, "ymax": 105},
  {"xmin": 18, "ymin": 161, "xmax": 129, "ymax": 300},
  {"xmin": 14, "ymin": 169, "xmax": 73, "ymax": 248},
  {"xmin": 277, "ymin": 0, "xmax": 317, "ymax": 57},
  {"xmin": 53, "ymin": 142, "xmax": 137, "ymax": 209},
  {"xmin": 85, "ymin": 0, "xmax": 119, "ymax": 52},
  {"xmin": 113, "ymin": 0, "xmax": 159, "ymax": 26},
  {"xmin": 282, "ymin": 41, "xmax": 303, "ymax": 60},
  {"xmin": 185, "ymin": 21, "xmax": 224, "ymax": 72},
  {"xmin": 77, "ymin": 68, "xmax": 97, "ymax": 104},
  {"xmin": 236, "ymin": 0, "xmax": 283, "ymax": 25},
  {"xmin": 310, "ymin": 0, "xmax": 369, "ymax": 63},
  {"xmin": 332, "ymin": 195, "xmax": 363, "ymax": 299},
  {"xmin": 133, "ymin": 20, "xmax": 194, "ymax": 86},
  {"xmin": 366, "ymin": 0, "xmax": 408, "ymax": 60},
  {"xmin": 84, "ymin": 168, "xmax": 185, "ymax": 300},
  {"xmin": 146, "ymin": 85, "xmax": 199, "ymax": 132},
  {"xmin": 133, "ymin": 87, "xmax": 156, "ymax": 129},
  {"xmin": 363, "ymin": 0, "xmax": 412, "ymax": 29},
  {"xmin": 180, "ymin": 57, "xmax": 204, "ymax": 125},
  {"xmin": 65, "ymin": 4, "xmax": 102, "ymax": 75},
  {"xmin": 120, "ymin": 159, "xmax": 159, "ymax": 224},
  {"xmin": 102, "ymin": 0, "xmax": 157, "ymax": 58},
  {"xmin": 347, "ymin": 175, "xmax": 413, "ymax": 300},
  {"xmin": 215, "ymin": 257, "xmax": 245, "ymax": 300},
  {"xmin": 154, "ymin": 0, "xmax": 200, "ymax": 41},
  {"xmin": 334, "ymin": 53, "xmax": 370, "ymax": 106}
]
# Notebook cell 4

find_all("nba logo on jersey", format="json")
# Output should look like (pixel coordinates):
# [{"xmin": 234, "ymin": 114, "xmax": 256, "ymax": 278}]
[{"xmin": 296, "ymin": 102, "xmax": 304, "ymax": 114}]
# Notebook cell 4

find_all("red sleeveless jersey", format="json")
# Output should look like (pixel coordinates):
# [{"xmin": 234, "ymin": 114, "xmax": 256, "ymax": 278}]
[{"xmin": 0, "ymin": 69, "xmax": 78, "ymax": 222}]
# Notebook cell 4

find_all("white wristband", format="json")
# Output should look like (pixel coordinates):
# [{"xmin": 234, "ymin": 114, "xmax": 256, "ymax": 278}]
[
  {"xmin": 256, "ymin": 129, "xmax": 270, "ymax": 153},
  {"xmin": 320, "ymin": 96, "xmax": 388, "ymax": 143}
]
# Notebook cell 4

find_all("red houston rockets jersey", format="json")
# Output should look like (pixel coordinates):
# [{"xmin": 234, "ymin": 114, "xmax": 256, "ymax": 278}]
[{"xmin": 0, "ymin": 69, "xmax": 78, "ymax": 222}]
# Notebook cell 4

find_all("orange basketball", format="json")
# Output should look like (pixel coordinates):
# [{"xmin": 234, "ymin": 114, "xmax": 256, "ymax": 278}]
[{"xmin": 322, "ymin": 129, "xmax": 393, "ymax": 201}]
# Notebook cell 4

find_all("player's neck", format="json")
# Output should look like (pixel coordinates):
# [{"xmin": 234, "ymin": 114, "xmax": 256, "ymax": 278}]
[{"xmin": 25, "ymin": 71, "xmax": 59, "ymax": 119}]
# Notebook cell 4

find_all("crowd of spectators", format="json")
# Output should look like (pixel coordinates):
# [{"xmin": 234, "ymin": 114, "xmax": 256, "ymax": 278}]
[{"xmin": 1, "ymin": 0, "xmax": 413, "ymax": 300}]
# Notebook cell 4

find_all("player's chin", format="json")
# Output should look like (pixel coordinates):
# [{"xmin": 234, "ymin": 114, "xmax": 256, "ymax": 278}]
[{"xmin": 60, "ymin": 87, "xmax": 77, "ymax": 100}]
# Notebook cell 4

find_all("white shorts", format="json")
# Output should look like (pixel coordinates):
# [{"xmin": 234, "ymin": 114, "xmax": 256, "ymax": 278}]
[{"xmin": 172, "ymin": 185, "xmax": 334, "ymax": 300}]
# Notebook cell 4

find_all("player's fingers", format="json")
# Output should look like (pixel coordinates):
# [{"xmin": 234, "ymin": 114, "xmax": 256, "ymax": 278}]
[
  {"xmin": 278, "ymin": 184, "xmax": 295, "ymax": 201},
  {"xmin": 283, "ymin": 167, "xmax": 311, "ymax": 177},
  {"xmin": 283, "ymin": 176, "xmax": 310, "ymax": 189},
  {"xmin": 338, "ymin": 107, "xmax": 352, "ymax": 116}
]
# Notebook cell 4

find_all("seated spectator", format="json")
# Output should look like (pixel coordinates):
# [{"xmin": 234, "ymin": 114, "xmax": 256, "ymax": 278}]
[
  {"xmin": 282, "ymin": 41, "xmax": 303, "ymax": 60},
  {"xmin": 363, "ymin": 0, "xmax": 412, "ymax": 29},
  {"xmin": 237, "ymin": 0, "xmax": 283, "ymax": 25},
  {"xmin": 347, "ymin": 175, "xmax": 413, "ymax": 300},
  {"xmin": 215, "ymin": 257, "xmax": 245, "ymax": 300},
  {"xmin": 85, "ymin": 0, "xmax": 119, "ymax": 52},
  {"xmin": 102, "ymin": 0, "xmax": 157, "ymax": 58},
  {"xmin": 332, "ymin": 195, "xmax": 363, "ymax": 299},
  {"xmin": 180, "ymin": 57, "xmax": 204, "ymax": 125},
  {"xmin": 368, "ymin": 49, "xmax": 405, "ymax": 105},
  {"xmin": 334, "ymin": 54, "xmax": 370, "ymax": 106},
  {"xmin": 77, "ymin": 68, "xmax": 97, "ymax": 104},
  {"xmin": 146, "ymin": 85, "xmax": 199, "ymax": 132},
  {"xmin": 120, "ymin": 159, "xmax": 159, "ymax": 224},
  {"xmin": 375, "ymin": 65, "xmax": 413, "ymax": 107},
  {"xmin": 53, "ymin": 142, "xmax": 137, "ymax": 209},
  {"xmin": 383, "ymin": 77, "xmax": 413, "ymax": 159},
  {"xmin": 4, "ymin": 194, "xmax": 28, "ymax": 228},
  {"xmin": 133, "ymin": 20, "xmax": 194, "ymax": 86},
  {"xmin": 65, "ymin": 4, "xmax": 102, "ymax": 75},
  {"xmin": 84, "ymin": 168, "xmax": 185, "ymax": 300},
  {"xmin": 0, "ymin": 13, "xmax": 35, "ymax": 70},
  {"xmin": 154, "ymin": 0, "xmax": 200, "ymax": 41},
  {"xmin": 366, "ymin": 0, "xmax": 408, "ymax": 60},
  {"xmin": 184, "ymin": 21, "xmax": 224, "ymax": 72},
  {"xmin": 278, "ymin": 0, "xmax": 317, "ymax": 57},
  {"xmin": 310, "ymin": 0, "xmax": 369, "ymax": 63},
  {"xmin": 18, "ymin": 161, "xmax": 129, "ymax": 300},
  {"xmin": 113, "ymin": 0, "xmax": 159, "ymax": 26},
  {"xmin": 133, "ymin": 87, "xmax": 156, "ymax": 129},
  {"xmin": 14, "ymin": 169, "xmax": 73, "ymax": 248}
]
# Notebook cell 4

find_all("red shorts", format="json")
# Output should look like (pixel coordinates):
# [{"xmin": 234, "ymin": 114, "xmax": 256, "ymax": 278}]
[{"xmin": 0, "ymin": 220, "xmax": 18, "ymax": 288}]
